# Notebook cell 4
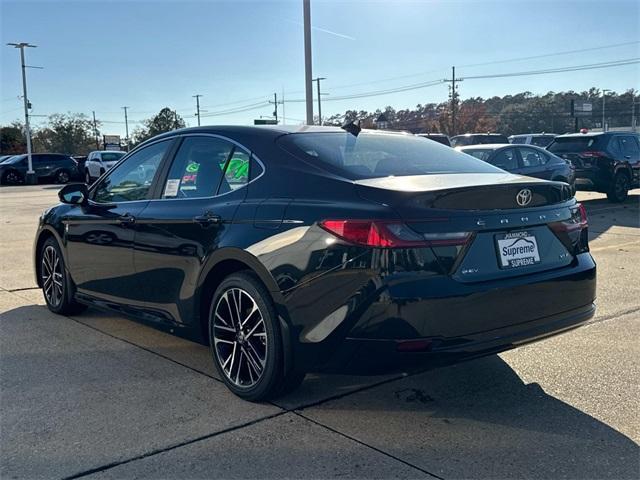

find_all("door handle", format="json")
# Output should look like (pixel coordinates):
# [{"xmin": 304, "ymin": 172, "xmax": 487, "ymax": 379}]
[
  {"xmin": 193, "ymin": 212, "xmax": 221, "ymax": 226},
  {"xmin": 118, "ymin": 213, "xmax": 136, "ymax": 226}
]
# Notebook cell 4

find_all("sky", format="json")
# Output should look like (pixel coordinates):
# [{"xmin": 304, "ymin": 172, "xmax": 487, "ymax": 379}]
[{"xmin": 1, "ymin": 0, "xmax": 639, "ymax": 138}]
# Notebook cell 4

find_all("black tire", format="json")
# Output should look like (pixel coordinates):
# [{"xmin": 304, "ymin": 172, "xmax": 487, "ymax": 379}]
[
  {"xmin": 55, "ymin": 169, "xmax": 71, "ymax": 184},
  {"xmin": 85, "ymin": 169, "xmax": 92, "ymax": 184},
  {"xmin": 208, "ymin": 271, "xmax": 301, "ymax": 401},
  {"xmin": 607, "ymin": 172, "xmax": 630, "ymax": 203},
  {"xmin": 40, "ymin": 238, "xmax": 87, "ymax": 315},
  {"xmin": 2, "ymin": 169, "xmax": 22, "ymax": 185}
]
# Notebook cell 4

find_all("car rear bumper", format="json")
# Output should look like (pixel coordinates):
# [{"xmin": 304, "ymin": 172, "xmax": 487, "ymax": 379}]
[
  {"xmin": 320, "ymin": 302, "xmax": 595, "ymax": 374},
  {"xmin": 290, "ymin": 252, "xmax": 596, "ymax": 373}
]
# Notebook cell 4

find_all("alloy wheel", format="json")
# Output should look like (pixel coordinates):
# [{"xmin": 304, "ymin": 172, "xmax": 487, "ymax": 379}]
[
  {"xmin": 57, "ymin": 171, "xmax": 70, "ymax": 183},
  {"xmin": 5, "ymin": 171, "xmax": 20, "ymax": 184},
  {"xmin": 85, "ymin": 170, "xmax": 91, "ymax": 184},
  {"xmin": 615, "ymin": 175, "xmax": 629, "ymax": 200},
  {"xmin": 213, "ymin": 288, "xmax": 267, "ymax": 388},
  {"xmin": 42, "ymin": 245, "xmax": 64, "ymax": 308}
]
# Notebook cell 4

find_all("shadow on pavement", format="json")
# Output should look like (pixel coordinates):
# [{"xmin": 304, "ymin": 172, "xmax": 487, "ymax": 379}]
[
  {"xmin": 580, "ymin": 191, "xmax": 639, "ymax": 241},
  {"xmin": 304, "ymin": 355, "xmax": 639, "ymax": 479}
]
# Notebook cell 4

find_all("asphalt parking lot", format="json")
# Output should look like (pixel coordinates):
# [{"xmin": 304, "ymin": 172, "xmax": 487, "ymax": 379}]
[{"xmin": 1, "ymin": 184, "xmax": 638, "ymax": 479}]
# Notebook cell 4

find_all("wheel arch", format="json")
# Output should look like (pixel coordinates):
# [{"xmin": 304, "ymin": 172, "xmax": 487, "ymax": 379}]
[
  {"xmin": 34, "ymin": 226, "xmax": 66, "ymax": 287},
  {"xmin": 195, "ymin": 247, "xmax": 294, "ymax": 377}
]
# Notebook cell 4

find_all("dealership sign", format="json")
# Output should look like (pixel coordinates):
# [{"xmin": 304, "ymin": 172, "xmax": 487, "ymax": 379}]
[
  {"xmin": 103, "ymin": 135, "xmax": 121, "ymax": 150},
  {"xmin": 571, "ymin": 100, "xmax": 593, "ymax": 117}
]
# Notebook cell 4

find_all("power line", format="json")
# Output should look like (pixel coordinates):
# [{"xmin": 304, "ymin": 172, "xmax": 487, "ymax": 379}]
[
  {"xmin": 459, "ymin": 58, "xmax": 640, "ymax": 80},
  {"xmin": 458, "ymin": 40, "xmax": 640, "ymax": 68}
]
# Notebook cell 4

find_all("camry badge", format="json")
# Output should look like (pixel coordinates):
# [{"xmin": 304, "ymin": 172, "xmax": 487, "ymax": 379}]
[{"xmin": 516, "ymin": 188, "xmax": 532, "ymax": 207}]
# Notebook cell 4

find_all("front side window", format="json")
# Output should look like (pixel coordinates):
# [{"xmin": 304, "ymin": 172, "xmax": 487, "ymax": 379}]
[
  {"xmin": 162, "ymin": 136, "xmax": 246, "ymax": 199},
  {"xmin": 518, "ymin": 147, "xmax": 545, "ymax": 167},
  {"xmin": 93, "ymin": 140, "xmax": 170, "ymax": 203}
]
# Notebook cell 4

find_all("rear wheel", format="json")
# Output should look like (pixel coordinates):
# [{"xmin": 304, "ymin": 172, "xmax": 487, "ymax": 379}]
[
  {"xmin": 40, "ymin": 238, "xmax": 87, "ymax": 315},
  {"xmin": 209, "ymin": 272, "xmax": 303, "ymax": 401},
  {"xmin": 55, "ymin": 169, "xmax": 70, "ymax": 184},
  {"xmin": 607, "ymin": 172, "xmax": 629, "ymax": 203}
]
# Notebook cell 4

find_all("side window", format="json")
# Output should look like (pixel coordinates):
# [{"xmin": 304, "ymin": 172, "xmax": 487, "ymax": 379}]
[
  {"xmin": 162, "ymin": 136, "xmax": 235, "ymax": 199},
  {"xmin": 221, "ymin": 149, "xmax": 250, "ymax": 192},
  {"xmin": 93, "ymin": 140, "xmax": 170, "ymax": 203},
  {"xmin": 250, "ymin": 156, "xmax": 264, "ymax": 181},
  {"xmin": 489, "ymin": 149, "xmax": 518, "ymax": 170},
  {"xmin": 619, "ymin": 136, "xmax": 640, "ymax": 156},
  {"xmin": 519, "ymin": 147, "xmax": 544, "ymax": 167}
]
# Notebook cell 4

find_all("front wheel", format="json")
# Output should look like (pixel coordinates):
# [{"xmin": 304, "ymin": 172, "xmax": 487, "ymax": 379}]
[
  {"xmin": 85, "ymin": 169, "xmax": 92, "ymax": 184},
  {"xmin": 607, "ymin": 172, "xmax": 630, "ymax": 203},
  {"xmin": 2, "ymin": 169, "xmax": 22, "ymax": 185},
  {"xmin": 209, "ymin": 272, "xmax": 302, "ymax": 401},
  {"xmin": 40, "ymin": 238, "xmax": 87, "ymax": 315}
]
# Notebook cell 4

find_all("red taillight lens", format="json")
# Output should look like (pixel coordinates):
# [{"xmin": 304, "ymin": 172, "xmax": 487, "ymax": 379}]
[
  {"xmin": 550, "ymin": 203, "xmax": 588, "ymax": 233},
  {"xmin": 319, "ymin": 220, "xmax": 470, "ymax": 248}
]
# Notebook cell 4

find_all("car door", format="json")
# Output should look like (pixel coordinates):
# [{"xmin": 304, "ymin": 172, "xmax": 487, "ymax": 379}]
[
  {"xmin": 486, "ymin": 147, "xmax": 519, "ymax": 173},
  {"xmin": 617, "ymin": 135, "xmax": 640, "ymax": 185},
  {"xmin": 32, "ymin": 155, "xmax": 52, "ymax": 179},
  {"xmin": 132, "ymin": 135, "xmax": 253, "ymax": 326},
  {"xmin": 63, "ymin": 139, "xmax": 174, "ymax": 302},
  {"xmin": 516, "ymin": 146, "xmax": 550, "ymax": 179}
]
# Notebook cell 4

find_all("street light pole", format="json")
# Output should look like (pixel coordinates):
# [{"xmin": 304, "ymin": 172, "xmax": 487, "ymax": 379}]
[
  {"xmin": 122, "ymin": 106, "xmax": 130, "ymax": 150},
  {"xmin": 7, "ymin": 42, "xmax": 37, "ymax": 184},
  {"xmin": 303, "ymin": 0, "xmax": 313, "ymax": 125},
  {"xmin": 602, "ymin": 89, "xmax": 610, "ymax": 132},
  {"xmin": 313, "ymin": 77, "xmax": 326, "ymax": 125},
  {"xmin": 193, "ymin": 94, "xmax": 203, "ymax": 126}
]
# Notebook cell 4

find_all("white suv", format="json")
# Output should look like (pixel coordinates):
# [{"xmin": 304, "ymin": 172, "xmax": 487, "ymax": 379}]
[{"xmin": 84, "ymin": 150, "xmax": 126, "ymax": 183}]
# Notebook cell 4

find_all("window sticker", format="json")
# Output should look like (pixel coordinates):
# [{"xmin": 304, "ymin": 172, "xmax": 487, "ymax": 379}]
[{"xmin": 164, "ymin": 179, "xmax": 181, "ymax": 197}]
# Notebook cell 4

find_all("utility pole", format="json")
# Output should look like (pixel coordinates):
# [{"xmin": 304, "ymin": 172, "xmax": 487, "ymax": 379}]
[
  {"xmin": 193, "ymin": 94, "xmax": 203, "ymax": 126},
  {"xmin": 7, "ymin": 42, "xmax": 37, "ymax": 184},
  {"xmin": 269, "ymin": 93, "xmax": 279, "ymax": 124},
  {"xmin": 313, "ymin": 77, "xmax": 326, "ymax": 125},
  {"xmin": 602, "ymin": 89, "xmax": 610, "ymax": 132},
  {"xmin": 303, "ymin": 0, "xmax": 314, "ymax": 125},
  {"xmin": 92, "ymin": 111, "xmax": 99, "ymax": 149},
  {"xmin": 122, "ymin": 106, "xmax": 129, "ymax": 151},
  {"xmin": 281, "ymin": 87, "xmax": 286, "ymax": 125},
  {"xmin": 443, "ymin": 66, "xmax": 462, "ymax": 136}
]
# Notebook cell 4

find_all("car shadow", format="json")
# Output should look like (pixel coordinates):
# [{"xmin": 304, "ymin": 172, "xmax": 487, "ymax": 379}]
[
  {"xmin": 580, "ymin": 191, "xmax": 639, "ymax": 241},
  {"xmin": 293, "ymin": 355, "xmax": 639, "ymax": 479}
]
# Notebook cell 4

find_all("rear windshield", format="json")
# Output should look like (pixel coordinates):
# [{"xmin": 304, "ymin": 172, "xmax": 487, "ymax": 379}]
[
  {"xmin": 101, "ymin": 152, "xmax": 125, "ymax": 162},
  {"xmin": 451, "ymin": 135, "xmax": 508, "ymax": 147},
  {"xmin": 278, "ymin": 132, "xmax": 502, "ymax": 180},
  {"xmin": 547, "ymin": 136, "xmax": 604, "ymax": 153},
  {"xmin": 510, "ymin": 136, "xmax": 527, "ymax": 144},
  {"xmin": 461, "ymin": 148, "xmax": 494, "ymax": 161},
  {"xmin": 530, "ymin": 136, "xmax": 555, "ymax": 147}
]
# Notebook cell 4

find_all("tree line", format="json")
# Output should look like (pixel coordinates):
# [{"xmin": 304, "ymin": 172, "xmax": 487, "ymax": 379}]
[
  {"xmin": 324, "ymin": 88, "xmax": 638, "ymax": 135},
  {"xmin": 0, "ymin": 107, "xmax": 186, "ymax": 155},
  {"xmin": 1, "ymin": 88, "xmax": 637, "ymax": 155}
]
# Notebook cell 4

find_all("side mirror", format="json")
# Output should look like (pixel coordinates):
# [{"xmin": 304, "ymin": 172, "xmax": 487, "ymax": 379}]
[{"xmin": 58, "ymin": 183, "xmax": 88, "ymax": 205}]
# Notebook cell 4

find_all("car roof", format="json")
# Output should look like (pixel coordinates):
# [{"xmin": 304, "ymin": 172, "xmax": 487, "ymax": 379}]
[
  {"xmin": 554, "ymin": 131, "xmax": 638, "ymax": 138},
  {"xmin": 509, "ymin": 133, "xmax": 557, "ymax": 137},
  {"xmin": 459, "ymin": 143, "xmax": 511, "ymax": 149}
]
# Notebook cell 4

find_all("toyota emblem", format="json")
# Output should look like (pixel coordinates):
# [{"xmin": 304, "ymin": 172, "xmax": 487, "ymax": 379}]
[{"xmin": 516, "ymin": 188, "xmax": 532, "ymax": 207}]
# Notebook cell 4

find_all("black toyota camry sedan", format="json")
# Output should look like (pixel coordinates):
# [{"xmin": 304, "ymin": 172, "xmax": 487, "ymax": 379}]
[{"xmin": 34, "ymin": 125, "xmax": 596, "ymax": 401}]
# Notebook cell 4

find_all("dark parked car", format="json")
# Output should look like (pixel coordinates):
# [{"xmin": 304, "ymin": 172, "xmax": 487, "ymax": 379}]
[
  {"xmin": 417, "ymin": 133, "xmax": 451, "ymax": 147},
  {"xmin": 35, "ymin": 126, "xmax": 595, "ymax": 401},
  {"xmin": 459, "ymin": 144, "xmax": 575, "ymax": 190},
  {"xmin": 0, "ymin": 154, "xmax": 16, "ymax": 163},
  {"xmin": 451, "ymin": 133, "xmax": 509, "ymax": 147},
  {"xmin": 0, "ymin": 153, "xmax": 79, "ymax": 185},
  {"xmin": 547, "ymin": 131, "xmax": 640, "ymax": 202}
]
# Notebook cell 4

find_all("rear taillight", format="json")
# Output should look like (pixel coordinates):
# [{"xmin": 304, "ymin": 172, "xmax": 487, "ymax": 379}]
[
  {"xmin": 319, "ymin": 220, "xmax": 471, "ymax": 248},
  {"xmin": 550, "ymin": 203, "xmax": 588, "ymax": 233}
]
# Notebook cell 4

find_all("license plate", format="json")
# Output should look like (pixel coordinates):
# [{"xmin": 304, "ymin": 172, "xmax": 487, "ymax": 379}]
[{"xmin": 496, "ymin": 231, "xmax": 541, "ymax": 269}]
